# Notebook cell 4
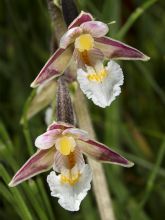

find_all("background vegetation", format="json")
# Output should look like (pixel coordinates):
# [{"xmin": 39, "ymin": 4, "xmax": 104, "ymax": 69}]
[{"xmin": 0, "ymin": 0, "xmax": 165, "ymax": 219}]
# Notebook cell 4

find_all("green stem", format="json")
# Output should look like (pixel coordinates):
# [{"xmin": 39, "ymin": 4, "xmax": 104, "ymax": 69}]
[
  {"xmin": 140, "ymin": 137, "xmax": 165, "ymax": 207},
  {"xmin": 0, "ymin": 164, "xmax": 33, "ymax": 220},
  {"xmin": 117, "ymin": 0, "xmax": 158, "ymax": 40}
]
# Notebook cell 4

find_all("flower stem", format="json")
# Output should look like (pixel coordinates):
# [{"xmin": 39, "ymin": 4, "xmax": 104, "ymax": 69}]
[{"xmin": 56, "ymin": 76, "xmax": 75, "ymax": 124}]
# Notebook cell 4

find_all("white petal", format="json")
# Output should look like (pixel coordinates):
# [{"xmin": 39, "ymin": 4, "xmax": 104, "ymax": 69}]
[
  {"xmin": 47, "ymin": 164, "xmax": 92, "ymax": 211},
  {"xmin": 77, "ymin": 60, "xmax": 124, "ymax": 108}
]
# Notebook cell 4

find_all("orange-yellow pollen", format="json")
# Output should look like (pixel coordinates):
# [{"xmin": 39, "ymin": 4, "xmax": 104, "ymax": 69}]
[
  {"xmin": 87, "ymin": 69, "xmax": 107, "ymax": 82},
  {"xmin": 75, "ymin": 34, "xmax": 94, "ymax": 52},
  {"xmin": 60, "ymin": 172, "xmax": 81, "ymax": 186}
]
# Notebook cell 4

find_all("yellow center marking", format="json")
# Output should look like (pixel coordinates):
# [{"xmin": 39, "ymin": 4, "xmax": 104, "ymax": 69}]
[
  {"xmin": 56, "ymin": 136, "xmax": 75, "ymax": 156},
  {"xmin": 87, "ymin": 69, "xmax": 107, "ymax": 82},
  {"xmin": 60, "ymin": 172, "xmax": 81, "ymax": 186},
  {"xmin": 75, "ymin": 34, "xmax": 94, "ymax": 52}
]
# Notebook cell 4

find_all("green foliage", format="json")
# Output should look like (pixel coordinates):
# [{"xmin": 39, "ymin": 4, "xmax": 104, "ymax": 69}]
[{"xmin": 0, "ymin": 0, "xmax": 165, "ymax": 219}]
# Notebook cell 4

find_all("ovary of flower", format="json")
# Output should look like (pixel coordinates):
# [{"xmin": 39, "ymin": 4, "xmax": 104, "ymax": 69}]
[
  {"xmin": 55, "ymin": 136, "xmax": 76, "ymax": 156},
  {"xmin": 75, "ymin": 34, "xmax": 94, "ymax": 52}
]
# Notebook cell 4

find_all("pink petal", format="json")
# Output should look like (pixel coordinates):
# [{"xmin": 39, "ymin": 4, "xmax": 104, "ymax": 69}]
[
  {"xmin": 80, "ymin": 139, "xmax": 134, "ymax": 167},
  {"xmin": 63, "ymin": 128, "xmax": 89, "ymax": 141},
  {"xmin": 95, "ymin": 36, "xmax": 150, "ymax": 61},
  {"xmin": 80, "ymin": 21, "xmax": 109, "ymax": 38},
  {"xmin": 47, "ymin": 121, "xmax": 74, "ymax": 131},
  {"xmin": 31, "ymin": 47, "xmax": 73, "ymax": 88},
  {"xmin": 60, "ymin": 27, "xmax": 82, "ymax": 49},
  {"xmin": 35, "ymin": 129, "xmax": 62, "ymax": 149},
  {"xmin": 68, "ymin": 11, "xmax": 94, "ymax": 29},
  {"xmin": 8, "ymin": 148, "xmax": 55, "ymax": 187}
]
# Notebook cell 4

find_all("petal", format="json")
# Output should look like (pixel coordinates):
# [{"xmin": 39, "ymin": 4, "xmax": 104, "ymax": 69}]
[
  {"xmin": 48, "ymin": 121, "xmax": 74, "ymax": 131},
  {"xmin": 35, "ymin": 129, "xmax": 62, "ymax": 149},
  {"xmin": 8, "ymin": 148, "xmax": 55, "ymax": 187},
  {"xmin": 31, "ymin": 47, "xmax": 73, "ymax": 88},
  {"xmin": 68, "ymin": 11, "xmax": 94, "ymax": 29},
  {"xmin": 63, "ymin": 128, "xmax": 89, "ymax": 141},
  {"xmin": 80, "ymin": 21, "xmax": 109, "ymax": 38},
  {"xmin": 77, "ymin": 60, "xmax": 124, "ymax": 108},
  {"xmin": 79, "ymin": 139, "xmax": 134, "ymax": 167},
  {"xmin": 47, "ymin": 164, "xmax": 92, "ymax": 211},
  {"xmin": 60, "ymin": 27, "xmax": 82, "ymax": 49},
  {"xmin": 95, "ymin": 36, "xmax": 150, "ymax": 61}
]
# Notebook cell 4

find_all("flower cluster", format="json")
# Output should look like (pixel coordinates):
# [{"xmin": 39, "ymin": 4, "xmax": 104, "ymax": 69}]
[{"xmin": 9, "ymin": 10, "xmax": 149, "ymax": 212}]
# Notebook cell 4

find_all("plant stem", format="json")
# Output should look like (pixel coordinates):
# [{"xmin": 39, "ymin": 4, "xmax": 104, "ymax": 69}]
[
  {"xmin": 117, "ymin": 0, "xmax": 158, "ymax": 40},
  {"xmin": 140, "ymin": 137, "xmax": 165, "ymax": 208}
]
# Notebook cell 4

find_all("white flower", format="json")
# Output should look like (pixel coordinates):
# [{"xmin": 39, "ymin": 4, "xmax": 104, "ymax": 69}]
[
  {"xmin": 47, "ymin": 164, "xmax": 92, "ymax": 211},
  {"xmin": 77, "ymin": 60, "xmax": 124, "ymax": 108},
  {"xmin": 9, "ymin": 121, "xmax": 134, "ymax": 211}
]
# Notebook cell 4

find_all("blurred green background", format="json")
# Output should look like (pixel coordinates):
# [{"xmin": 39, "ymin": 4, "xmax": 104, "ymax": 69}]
[{"xmin": 0, "ymin": 0, "xmax": 165, "ymax": 219}]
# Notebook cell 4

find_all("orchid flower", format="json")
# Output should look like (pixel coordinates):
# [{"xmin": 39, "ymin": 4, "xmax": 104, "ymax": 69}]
[
  {"xmin": 31, "ymin": 11, "xmax": 149, "ymax": 108},
  {"xmin": 9, "ymin": 121, "xmax": 134, "ymax": 211}
]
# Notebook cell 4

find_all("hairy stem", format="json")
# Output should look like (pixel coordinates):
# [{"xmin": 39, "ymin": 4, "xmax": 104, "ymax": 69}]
[{"xmin": 56, "ymin": 76, "xmax": 74, "ymax": 124}]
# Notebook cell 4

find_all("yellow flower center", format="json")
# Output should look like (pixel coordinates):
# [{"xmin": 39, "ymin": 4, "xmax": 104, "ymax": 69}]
[
  {"xmin": 75, "ymin": 34, "xmax": 94, "ymax": 52},
  {"xmin": 60, "ymin": 171, "xmax": 81, "ymax": 186},
  {"xmin": 87, "ymin": 69, "xmax": 107, "ymax": 82},
  {"xmin": 56, "ymin": 136, "xmax": 76, "ymax": 156}
]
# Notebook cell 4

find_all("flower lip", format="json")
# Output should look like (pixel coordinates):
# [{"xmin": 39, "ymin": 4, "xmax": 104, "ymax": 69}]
[
  {"xmin": 77, "ymin": 60, "xmax": 124, "ymax": 108},
  {"xmin": 47, "ymin": 164, "xmax": 92, "ymax": 211}
]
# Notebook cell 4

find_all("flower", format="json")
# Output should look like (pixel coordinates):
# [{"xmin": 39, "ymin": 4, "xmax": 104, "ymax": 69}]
[
  {"xmin": 30, "ymin": 11, "xmax": 149, "ymax": 107},
  {"xmin": 9, "ymin": 121, "xmax": 134, "ymax": 211}
]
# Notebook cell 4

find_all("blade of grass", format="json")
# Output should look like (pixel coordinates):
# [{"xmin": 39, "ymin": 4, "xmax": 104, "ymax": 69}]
[
  {"xmin": 0, "ymin": 164, "xmax": 33, "ymax": 220},
  {"xmin": 117, "ymin": 0, "xmax": 158, "ymax": 40}
]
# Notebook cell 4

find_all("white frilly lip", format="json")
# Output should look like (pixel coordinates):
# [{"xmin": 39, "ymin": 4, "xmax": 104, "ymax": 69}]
[
  {"xmin": 77, "ymin": 60, "xmax": 124, "ymax": 108},
  {"xmin": 47, "ymin": 164, "xmax": 92, "ymax": 211}
]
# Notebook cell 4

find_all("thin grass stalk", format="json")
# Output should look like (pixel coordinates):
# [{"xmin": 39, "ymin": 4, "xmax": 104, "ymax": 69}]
[
  {"xmin": 0, "ymin": 164, "xmax": 33, "ymax": 220},
  {"xmin": 117, "ymin": 0, "xmax": 158, "ymax": 40}
]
